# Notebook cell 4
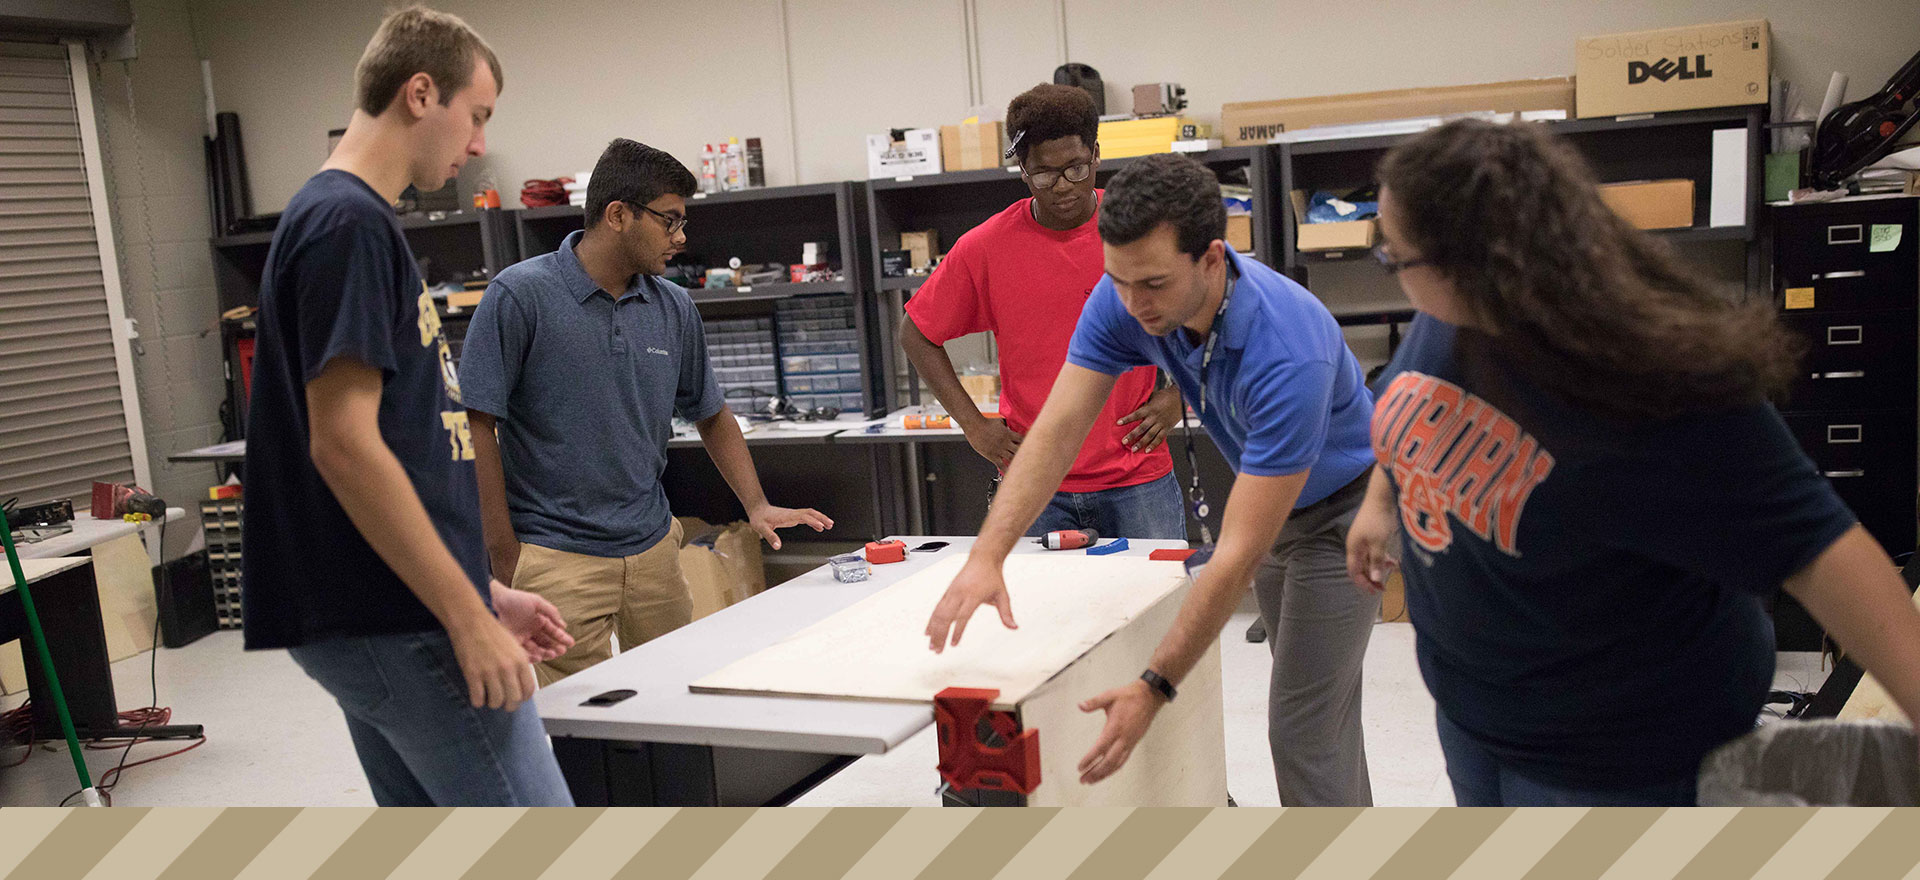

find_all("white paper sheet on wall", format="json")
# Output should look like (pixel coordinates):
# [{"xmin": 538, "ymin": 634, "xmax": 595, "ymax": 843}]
[{"xmin": 1711, "ymin": 127, "xmax": 1750, "ymax": 228}]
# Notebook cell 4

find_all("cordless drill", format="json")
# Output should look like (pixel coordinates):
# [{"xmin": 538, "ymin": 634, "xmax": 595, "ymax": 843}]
[{"xmin": 1037, "ymin": 529, "xmax": 1099, "ymax": 551}]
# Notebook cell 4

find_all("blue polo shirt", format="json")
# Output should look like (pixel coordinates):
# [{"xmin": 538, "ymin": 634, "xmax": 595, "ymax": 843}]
[
  {"xmin": 1066, "ymin": 246, "xmax": 1374, "ymax": 507},
  {"xmin": 459, "ymin": 230, "xmax": 725, "ymax": 558}
]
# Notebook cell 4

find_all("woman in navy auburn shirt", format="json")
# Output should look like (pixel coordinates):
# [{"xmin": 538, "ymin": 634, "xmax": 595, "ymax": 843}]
[{"xmin": 1346, "ymin": 119, "xmax": 1920, "ymax": 806}]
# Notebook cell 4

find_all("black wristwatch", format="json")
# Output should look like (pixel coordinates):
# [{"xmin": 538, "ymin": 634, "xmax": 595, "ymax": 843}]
[{"xmin": 1140, "ymin": 669, "xmax": 1177, "ymax": 702}]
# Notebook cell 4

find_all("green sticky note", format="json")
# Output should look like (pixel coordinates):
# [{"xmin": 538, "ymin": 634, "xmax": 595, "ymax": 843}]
[{"xmin": 1871, "ymin": 224, "xmax": 1903, "ymax": 253}]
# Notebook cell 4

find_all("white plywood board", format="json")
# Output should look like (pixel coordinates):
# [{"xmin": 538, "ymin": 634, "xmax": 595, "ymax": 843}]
[
  {"xmin": 691, "ymin": 553, "xmax": 1189, "ymax": 709},
  {"xmin": 1019, "ymin": 581, "xmax": 1229, "ymax": 807}
]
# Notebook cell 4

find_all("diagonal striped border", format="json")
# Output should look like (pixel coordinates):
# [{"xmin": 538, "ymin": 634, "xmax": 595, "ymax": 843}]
[{"xmin": 1, "ymin": 807, "xmax": 1918, "ymax": 880}]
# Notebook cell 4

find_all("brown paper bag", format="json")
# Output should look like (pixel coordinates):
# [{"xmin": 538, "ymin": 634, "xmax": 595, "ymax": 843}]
[{"xmin": 675, "ymin": 518, "xmax": 767, "ymax": 621}]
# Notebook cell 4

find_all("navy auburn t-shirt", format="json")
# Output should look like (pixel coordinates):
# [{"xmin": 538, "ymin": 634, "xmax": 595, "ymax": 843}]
[
  {"xmin": 241, "ymin": 170, "xmax": 490, "ymax": 649},
  {"xmin": 1373, "ymin": 315, "xmax": 1856, "ymax": 788}
]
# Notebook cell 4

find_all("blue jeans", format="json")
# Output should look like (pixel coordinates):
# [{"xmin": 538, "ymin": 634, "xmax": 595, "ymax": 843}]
[
  {"xmin": 1436, "ymin": 710, "xmax": 1697, "ymax": 807},
  {"xmin": 289, "ymin": 630, "xmax": 574, "ymax": 807},
  {"xmin": 1024, "ymin": 472, "xmax": 1187, "ymax": 540}
]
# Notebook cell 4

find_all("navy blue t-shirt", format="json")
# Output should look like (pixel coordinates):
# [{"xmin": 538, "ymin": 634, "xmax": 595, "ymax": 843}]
[
  {"xmin": 1374, "ymin": 315, "xmax": 1856, "ymax": 787},
  {"xmin": 241, "ymin": 170, "xmax": 491, "ymax": 649}
]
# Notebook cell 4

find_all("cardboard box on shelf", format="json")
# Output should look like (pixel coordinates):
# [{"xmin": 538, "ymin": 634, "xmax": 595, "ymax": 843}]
[
  {"xmin": 1296, "ymin": 219, "xmax": 1378, "ymax": 252},
  {"xmin": 1575, "ymin": 20, "xmax": 1769, "ymax": 118},
  {"xmin": 1598, "ymin": 179, "xmax": 1695, "ymax": 229},
  {"xmin": 1221, "ymin": 78, "xmax": 1575, "ymax": 147},
  {"xmin": 958, "ymin": 372, "xmax": 999, "ymax": 411},
  {"xmin": 675, "ymin": 517, "xmax": 767, "ymax": 621},
  {"xmin": 866, "ymin": 128, "xmax": 942, "ymax": 178},
  {"xmin": 940, "ymin": 121, "xmax": 1007, "ymax": 172},
  {"xmin": 1226, "ymin": 214, "xmax": 1253, "ymax": 252},
  {"xmin": 901, "ymin": 230, "xmax": 940, "ymax": 269}
]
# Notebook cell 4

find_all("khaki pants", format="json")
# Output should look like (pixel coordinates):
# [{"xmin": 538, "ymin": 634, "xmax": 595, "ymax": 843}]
[{"xmin": 513, "ymin": 519, "xmax": 693, "ymax": 686}]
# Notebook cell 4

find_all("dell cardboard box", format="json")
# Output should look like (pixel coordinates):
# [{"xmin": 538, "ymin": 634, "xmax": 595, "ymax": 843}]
[{"xmin": 1576, "ymin": 20, "xmax": 1770, "ymax": 118}]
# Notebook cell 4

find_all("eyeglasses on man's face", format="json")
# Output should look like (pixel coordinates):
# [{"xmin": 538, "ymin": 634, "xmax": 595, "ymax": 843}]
[
  {"xmin": 631, "ymin": 202, "xmax": 688, "ymax": 236},
  {"xmin": 1024, "ymin": 161, "xmax": 1093, "ymax": 190}
]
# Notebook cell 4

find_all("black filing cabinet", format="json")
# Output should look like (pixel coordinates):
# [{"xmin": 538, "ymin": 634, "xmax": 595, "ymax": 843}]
[{"xmin": 1773, "ymin": 196, "xmax": 1920, "ymax": 648}]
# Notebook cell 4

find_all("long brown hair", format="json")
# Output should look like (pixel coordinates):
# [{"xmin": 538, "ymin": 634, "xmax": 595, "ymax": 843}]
[{"xmin": 1378, "ymin": 119, "xmax": 1796, "ymax": 421}]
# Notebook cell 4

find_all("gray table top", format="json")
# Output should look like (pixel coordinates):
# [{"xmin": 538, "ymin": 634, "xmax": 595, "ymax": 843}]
[
  {"xmin": 16, "ymin": 509, "xmax": 185, "ymax": 561},
  {"xmin": 536, "ymin": 534, "xmax": 1188, "ymax": 754},
  {"xmin": 168, "ymin": 440, "xmax": 247, "ymax": 463}
]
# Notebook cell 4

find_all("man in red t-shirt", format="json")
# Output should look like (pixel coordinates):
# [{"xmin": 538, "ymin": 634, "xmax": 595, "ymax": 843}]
[{"xmin": 899, "ymin": 83, "xmax": 1185, "ymax": 539}]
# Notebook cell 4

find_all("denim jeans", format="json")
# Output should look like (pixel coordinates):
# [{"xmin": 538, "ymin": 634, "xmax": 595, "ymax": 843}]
[
  {"xmin": 1436, "ymin": 709, "xmax": 1697, "ymax": 807},
  {"xmin": 1025, "ymin": 472, "xmax": 1188, "ymax": 540},
  {"xmin": 289, "ymin": 629, "xmax": 574, "ymax": 807}
]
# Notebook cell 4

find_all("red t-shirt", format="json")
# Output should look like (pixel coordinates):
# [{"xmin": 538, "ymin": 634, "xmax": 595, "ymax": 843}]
[{"xmin": 905, "ymin": 193, "xmax": 1172, "ymax": 493}]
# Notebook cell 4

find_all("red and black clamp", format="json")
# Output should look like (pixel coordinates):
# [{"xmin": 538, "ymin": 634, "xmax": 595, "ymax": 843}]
[{"xmin": 934, "ymin": 687, "xmax": 1040, "ymax": 795}]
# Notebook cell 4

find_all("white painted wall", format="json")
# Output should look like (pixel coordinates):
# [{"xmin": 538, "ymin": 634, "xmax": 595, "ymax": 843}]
[{"xmin": 185, "ymin": 0, "xmax": 1920, "ymax": 213}]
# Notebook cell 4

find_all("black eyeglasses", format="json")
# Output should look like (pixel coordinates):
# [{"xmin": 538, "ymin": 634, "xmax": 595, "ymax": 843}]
[
  {"xmin": 631, "ymin": 202, "xmax": 688, "ymax": 236},
  {"xmin": 1372, "ymin": 244, "xmax": 1435, "ymax": 274},
  {"xmin": 1023, "ymin": 161, "xmax": 1093, "ymax": 190}
]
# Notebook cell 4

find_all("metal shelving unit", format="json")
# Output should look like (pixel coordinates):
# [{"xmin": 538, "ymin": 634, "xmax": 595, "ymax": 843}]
[{"xmin": 1279, "ymin": 106, "xmax": 1769, "ymax": 341}]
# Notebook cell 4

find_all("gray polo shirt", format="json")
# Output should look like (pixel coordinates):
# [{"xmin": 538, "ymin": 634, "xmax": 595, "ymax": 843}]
[{"xmin": 460, "ymin": 230, "xmax": 724, "ymax": 558}]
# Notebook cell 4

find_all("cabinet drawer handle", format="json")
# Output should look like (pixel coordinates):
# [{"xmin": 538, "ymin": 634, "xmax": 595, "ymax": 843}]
[
  {"xmin": 1823, "ymin": 469, "xmax": 1866, "ymax": 479},
  {"xmin": 1827, "ymin": 224, "xmax": 1864, "ymax": 245},
  {"xmin": 1827, "ymin": 424, "xmax": 1863, "ymax": 443},
  {"xmin": 1813, "ymin": 270, "xmax": 1866, "ymax": 280},
  {"xmin": 1811, "ymin": 370, "xmax": 1867, "ymax": 379},
  {"xmin": 1827, "ymin": 325, "xmax": 1863, "ymax": 345}
]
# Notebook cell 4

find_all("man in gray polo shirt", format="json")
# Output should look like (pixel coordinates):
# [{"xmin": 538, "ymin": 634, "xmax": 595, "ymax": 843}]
[{"xmin": 461, "ymin": 139, "xmax": 833, "ymax": 684}]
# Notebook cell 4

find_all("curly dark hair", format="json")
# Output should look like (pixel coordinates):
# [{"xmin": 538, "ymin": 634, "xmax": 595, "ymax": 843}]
[
  {"xmin": 1378, "ymin": 119, "xmax": 1798, "ymax": 421},
  {"xmin": 1099, "ymin": 153, "xmax": 1225, "ymax": 259},
  {"xmin": 1006, "ymin": 83, "xmax": 1099, "ymax": 164},
  {"xmin": 584, "ymin": 138, "xmax": 697, "ymax": 230}
]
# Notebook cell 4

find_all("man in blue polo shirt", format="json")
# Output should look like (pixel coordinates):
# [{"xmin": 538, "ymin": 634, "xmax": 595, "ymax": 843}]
[
  {"xmin": 924, "ymin": 153, "xmax": 1379, "ymax": 805},
  {"xmin": 461, "ymin": 139, "xmax": 832, "ymax": 684}
]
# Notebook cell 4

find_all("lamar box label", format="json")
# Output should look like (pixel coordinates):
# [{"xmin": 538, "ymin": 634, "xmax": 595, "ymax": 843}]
[{"xmin": 1576, "ymin": 20, "xmax": 1769, "ymax": 118}]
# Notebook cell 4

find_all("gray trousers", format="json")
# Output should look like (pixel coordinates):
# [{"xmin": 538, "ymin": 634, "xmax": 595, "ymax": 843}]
[{"xmin": 1251, "ymin": 473, "xmax": 1378, "ymax": 806}]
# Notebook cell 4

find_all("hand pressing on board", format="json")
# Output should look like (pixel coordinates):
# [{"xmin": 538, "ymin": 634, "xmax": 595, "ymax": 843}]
[
  {"xmin": 748, "ymin": 502, "xmax": 834, "ymax": 551},
  {"xmin": 925, "ymin": 558, "xmax": 1018, "ymax": 652},
  {"xmin": 1077, "ymin": 678, "xmax": 1167, "ymax": 785}
]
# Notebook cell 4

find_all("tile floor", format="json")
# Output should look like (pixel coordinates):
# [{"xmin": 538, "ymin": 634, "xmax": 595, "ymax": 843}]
[{"xmin": 0, "ymin": 614, "xmax": 1832, "ymax": 807}]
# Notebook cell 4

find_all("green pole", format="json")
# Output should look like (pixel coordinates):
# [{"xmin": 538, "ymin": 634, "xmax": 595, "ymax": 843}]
[{"xmin": 0, "ymin": 507, "xmax": 97, "ymax": 801}]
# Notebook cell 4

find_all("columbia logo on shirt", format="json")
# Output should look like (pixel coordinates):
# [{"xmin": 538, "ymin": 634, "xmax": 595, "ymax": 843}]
[
  {"xmin": 1372, "ymin": 372, "xmax": 1555, "ymax": 557},
  {"xmin": 646, "ymin": 346, "xmax": 671, "ymax": 357}
]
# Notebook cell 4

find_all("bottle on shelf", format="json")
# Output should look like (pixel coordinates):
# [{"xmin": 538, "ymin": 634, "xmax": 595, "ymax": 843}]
[
  {"xmin": 700, "ymin": 144, "xmax": 718, "ymax": 194},
  {"xmin": 746, "ymin": 137, "xmax": 765, "ymax": 188},
  {"xmin": 725, "ymin": 137, "xmax": 744, "ymax": 191}
]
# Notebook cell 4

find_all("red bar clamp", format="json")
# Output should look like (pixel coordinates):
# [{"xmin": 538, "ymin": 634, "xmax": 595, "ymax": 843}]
[{"xmin": 934, "ymin": 686, "xmax": 1040, "ymax": 795}]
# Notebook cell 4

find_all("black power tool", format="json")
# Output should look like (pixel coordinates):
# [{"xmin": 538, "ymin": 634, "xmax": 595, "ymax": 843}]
[{"xmin": 1811, "ymin": 47, "xmax": 1920, "ymax": 189}]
